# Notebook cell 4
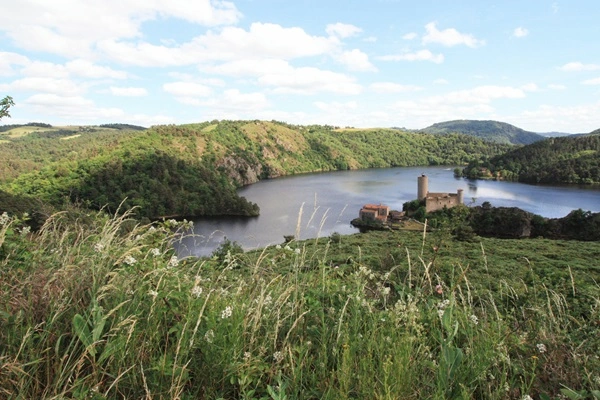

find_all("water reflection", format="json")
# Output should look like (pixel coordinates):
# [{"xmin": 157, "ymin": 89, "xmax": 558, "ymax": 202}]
[{"xmin": 178, "ymin": 166, "xmax": 600, "ymax": 257}]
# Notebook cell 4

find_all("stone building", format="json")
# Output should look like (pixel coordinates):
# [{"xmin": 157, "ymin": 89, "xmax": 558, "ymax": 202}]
[
  {"xmin": 417, "ymin": 174, "xmax": 464, "ymax": 212},
  {"xmin": 358, "ymin": 204, "xmax": 390, "ymax": 222}
]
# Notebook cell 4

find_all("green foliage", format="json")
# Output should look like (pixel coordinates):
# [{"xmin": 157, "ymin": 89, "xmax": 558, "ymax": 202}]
[
  {"xmin": 0, "ymin": 95, "xmax": 14, "ymax": 120},
  {"xmin": 0, "ymin": 208, "xmax": 599, "ymax": 398},
  {"xmin": 462, "ymin": 133, "xmax": 600, "ymax": 184},
  {"xmin": 0, "ymin": 120, "xmax": 510, "ymax": 220}
]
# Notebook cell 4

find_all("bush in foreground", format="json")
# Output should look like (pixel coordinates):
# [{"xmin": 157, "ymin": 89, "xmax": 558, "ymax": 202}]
[{"xmin": 1, "ymin": 210, "xmax": 599, "ymax": 399}]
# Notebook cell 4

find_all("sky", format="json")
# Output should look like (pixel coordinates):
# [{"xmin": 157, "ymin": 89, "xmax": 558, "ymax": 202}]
[{"xmin": 1, "ymin": 0, "xmax": 599, "ymax": 133}]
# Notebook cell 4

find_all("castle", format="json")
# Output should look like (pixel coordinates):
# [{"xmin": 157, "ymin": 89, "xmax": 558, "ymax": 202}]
[
  {"xmin": 418, "ymin": 174, "xmax": 464, "ymax": 212},
  {"xmin": 356, "ymin": 174, "xmax": 464, "ymax": 224}
]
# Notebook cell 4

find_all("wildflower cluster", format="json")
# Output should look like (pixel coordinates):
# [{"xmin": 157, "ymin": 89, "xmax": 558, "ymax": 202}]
[
  {"xmin": 273, "ymin": 351, "xmax": 284, "ymax": 363},
  {"xmin": 191, "ymin": 285, "xmax": 203, "ymax": 298},
  {"xmin": 0, "ymin": 211, "xmax": 10, "ymax": 225},
  {"xmin": 221, "ymin": 305, "xmax": 233, "ymax": 319},
  {"xmin": 437, "ymin": 299, "xmax": 450, "ymax": 318},
  {"xmin": 123, "ymin": 255, "xmax": 137, "ymax": 266},
  {"xmin": 536, "ymin": 343, "xmax": 547, "ymax": 353},
  {"xmin": 167, "ymin": 255, "xmax": 179, "ymax": 268}
]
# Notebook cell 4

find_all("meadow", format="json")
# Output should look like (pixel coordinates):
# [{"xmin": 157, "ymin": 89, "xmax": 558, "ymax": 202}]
[{"xmin": 1, "ymin": 208, "xmax": 599, "ymax": 399}]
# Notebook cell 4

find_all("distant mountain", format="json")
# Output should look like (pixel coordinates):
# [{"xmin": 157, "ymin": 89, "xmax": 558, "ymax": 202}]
[{"xmin": 420, "ymin": 120, "xmax": 546, "ymax": 145}]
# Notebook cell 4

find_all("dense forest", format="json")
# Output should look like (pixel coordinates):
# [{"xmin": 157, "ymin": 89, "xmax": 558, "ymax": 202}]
[
  {"xmin": 462, "ymin": 133, "xmax": 600, "ymax": 184},
  {"xmin": 0, "ymin": 120, "xmax": 511, "ymax": 220},
  {"xmin": 420, "ymin": 119, "xmax": 546, "ymax": 145}
]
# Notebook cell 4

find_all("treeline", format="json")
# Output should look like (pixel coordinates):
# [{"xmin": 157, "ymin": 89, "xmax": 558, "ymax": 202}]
[
  {"xmin": 462, "ymin": 133, "xmax": 600, "ymax": 184},
  {"xmin": 1, "ymin": 120, "xmax": 511, "ymax": 220},
  {"xmin": 424, "ymin": 203, "xmax": 600, "ymax": 241},
  {"xmin": 0, "ymin": 122, "xmax": 52, "ymax": 132}
]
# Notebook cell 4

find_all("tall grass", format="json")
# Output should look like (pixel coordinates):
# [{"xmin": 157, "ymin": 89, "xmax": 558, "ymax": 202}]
[{"xmin": 0, "ymin": 209, "xmax": 599, "ymax": 399}]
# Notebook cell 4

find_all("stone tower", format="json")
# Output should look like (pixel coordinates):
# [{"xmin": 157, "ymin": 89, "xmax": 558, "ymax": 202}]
[
  {"xmin": 417, "ymin": 174, "xmax": 428, "ymax": 200},
  {"xmin": 457, "ymin": 188, "xmax": 464, "ymax": 204}
]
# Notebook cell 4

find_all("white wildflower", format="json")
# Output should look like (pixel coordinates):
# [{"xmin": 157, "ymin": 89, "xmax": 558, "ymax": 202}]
[
  {"xmin": 204, "ymin": 329, "xmax": 214, "ymax": 343},
  {"xmin": 469, "ymin": 314, "xmax": 479, "ymax": 325},
  {"xmin": 0, "ymin": 212, "xmax": 10, "ymax": 225},
  {"xmin": 150, "ymin": 248, "xmax": 161, "ymax": 257},
  {"xmin": 522, "ymin": 395, "xmax": 533, "ymax": 400},
  {"xmin": 381, "ymin": 286, "xmax": 391, "ymax": 296},
  {"xmin": 20, "ymin": 226, "xmax": 31, "ymax": 236},
  {"xmin": 167, "ymin": 255, "xmax": 179, "ymax": 268},
  {"xmin": 221, "ymin": 305, "xmax": 233, "ymax": 319},
  {"xmin": 284, "ymin": 245, "xmax": 292, "ymax": 251},
  {"xmin": 123, "ymin": 255, "xmax": 137, "ymax": 265},
  {"xmin": 191, "ymin": 285, "xmax": 203, "ymax": 298},
  {"xmin": 148, "ymin": 289, "xmax": 158, "ymax": 298},
  {"xmin": 294, "ymin": 248, "xmax": 301, "ymax": 254},
  {"xmin": 536, "ymin": 343, "xmax": 547, "ymax": 353},
  {"xmin": 273, "ymin": 351, "xmax": 284, "ymax": 363},
  {"xmin": 94, "ymin": 243, "xmax": 105, "ymax": 253},
  {"xmin": 275, "ymin": 244, "xmax": 282, "ymax": 249},
  {"xmin": 243, "ymin": 352, "xmax": 251, "ymax": 361},
  {"xmin": 168, "ymin": 219, "xmax": 178, "ymax": 225},
  {"xmin": 437, "ymin": 309, "xmax": 445, "ymax": 318},
  {"xmin": 148, "ymin": 226, "xmax": 156, "ymax": 232}
]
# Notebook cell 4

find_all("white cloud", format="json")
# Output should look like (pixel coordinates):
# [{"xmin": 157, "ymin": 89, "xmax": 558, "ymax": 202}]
[
  {"xmin": 433, "ymin": 79, "xmax": 449, "ymax": 85},
  {"xmin": 513, "ymin": 27, "xmax": 529, "ymax": 38},
  {"xmin": 314, "ymin": 100, "xmax": 358, "ymax": 112},
  {"xmin": 402, "ymin": 32, "xmax": 418, "ymax": 40},
  {"xmin": 65, "ymin": 60, "xmax": 128, "ymax": 79},
  {"xmin": 369, "ymin": 82, "xmax": 422, "ymax": 93},
  {"xmin": 326, "ymin": 23, "xmax": 362, "ymax": 38},
  {"xmin": 336, "ymin": 49, "xmax": 377, "ymax": 72},
  {"xmin": 521, "ymin": 83, "xmax": 538, "ymax": 92},
  {"xmin": 517, "ymin": 101, "xmax": 600, "ymax": 133},
  {"xmin": 259, "ymin": 66, "xmax": 362, "ymax": 95},
  {"xmin": 110, "ymin": 86, "xmax": 148, "ymax": 96},
  {"xmin": 436, "ymin": 85, "xmax": 526, "ymax": 104},
  {"xmin": 379, "ymin": 50, "xmax": 444, "ymax": 64},
  {"xmin": 0, "ymin": 0, "xmax": 241, "ymax": 58},
  {"xmin": 163, "ymin": 82, "xmax": 213, "ymax": 97},
  {"xmin": 0, "ymin": 77, "xmax": 85, "ymax": 96},
  {"xmin": 582, "ymin": 77, "xmax": 600, "ymax": 85},
  {"xmin": 24, "ymin": 93, "xmax": 123, "ymax": 120},
  {"xmin": 219, "ymin": 89, "xmax": 269, "ymax": 111},
  {"xmin": 559, "ymin": 62, "xmax": 600, "ymax": 72},
  {"xmin": 548, "ymin": 84, "xmax": 566, "ymax": 90},
  {"xmin": 204, "ymin": 58, "xmax": 362, "ymax": 95},
  {"xmin": 0, "ymin": 52, "xmax": 30, "ymax": 76},
  {"xmin": 422, "ymin": 22, "xmax": 485, "ymax": 48},
  {"xmin": 99, "ymin": 22, "xmax": 339, "ymax": 67}
]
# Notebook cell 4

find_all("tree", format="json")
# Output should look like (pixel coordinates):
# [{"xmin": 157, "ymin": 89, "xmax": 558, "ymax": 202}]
[{"xmin": 1, "ymin": 96, "xmax": 15, "ymax": 121}]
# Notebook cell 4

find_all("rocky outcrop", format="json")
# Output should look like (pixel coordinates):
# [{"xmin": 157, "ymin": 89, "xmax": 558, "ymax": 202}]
[{"xmin": 216, "ymin": 154, "xmax": 264, "ymax": 186}]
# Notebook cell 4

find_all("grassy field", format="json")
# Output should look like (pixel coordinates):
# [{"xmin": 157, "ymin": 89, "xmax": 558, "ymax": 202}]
[{"xmin": 1, "ymin": 209, "xmax": 599, "ymax": 399}]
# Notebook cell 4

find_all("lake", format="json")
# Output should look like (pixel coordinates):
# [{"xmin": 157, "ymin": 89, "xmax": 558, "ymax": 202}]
[{"xmin": 176, "ymin": 166, "xmax": 600, "ymax": 257}]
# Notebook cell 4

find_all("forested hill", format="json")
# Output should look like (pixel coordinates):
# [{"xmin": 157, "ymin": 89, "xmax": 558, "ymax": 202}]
[
  {"xmin": 462, "ymin": 132, "xmax": 600, "ymax": 184},
  {"xmin": 0, "ymin": 120, "xmax": 511, "ymax": 220},
  {"xmin": 420, "ymin": 119, "xmax": 546, "ymax": 145}
]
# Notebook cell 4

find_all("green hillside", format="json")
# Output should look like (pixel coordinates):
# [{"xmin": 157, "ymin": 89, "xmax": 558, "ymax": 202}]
[
  {"xmin": 0, "ymin": 120, "xmax": 510, "ymax": 220},
  {"xmin": 420, "ymin": 119, "xmax": 546, "ymax": 145},
  {"xmin": 462, "ymin": 132, "xmax": 600, "ymax": 184}
]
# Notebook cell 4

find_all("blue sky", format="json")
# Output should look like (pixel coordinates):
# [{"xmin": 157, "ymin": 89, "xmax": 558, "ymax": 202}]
[{"xmin": 1, "ymin": 0, "xmax": 599, "ymax": 133}]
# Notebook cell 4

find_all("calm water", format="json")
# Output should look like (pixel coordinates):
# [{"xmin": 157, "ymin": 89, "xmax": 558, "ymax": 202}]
[{"xmin": 176, "ymin": 166, "xmax": 600, "ymax": 257}]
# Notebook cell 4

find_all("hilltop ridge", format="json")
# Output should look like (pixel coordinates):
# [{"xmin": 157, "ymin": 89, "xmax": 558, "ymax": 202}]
[{"xmin": 420, "ymin": 119, "xmax": 548, "ymax": 145}]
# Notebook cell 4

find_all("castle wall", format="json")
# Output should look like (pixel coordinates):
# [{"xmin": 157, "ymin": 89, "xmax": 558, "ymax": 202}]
[{"xmin": 425, "ymin": 194, "xmax": 461, "ymax": 213}]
